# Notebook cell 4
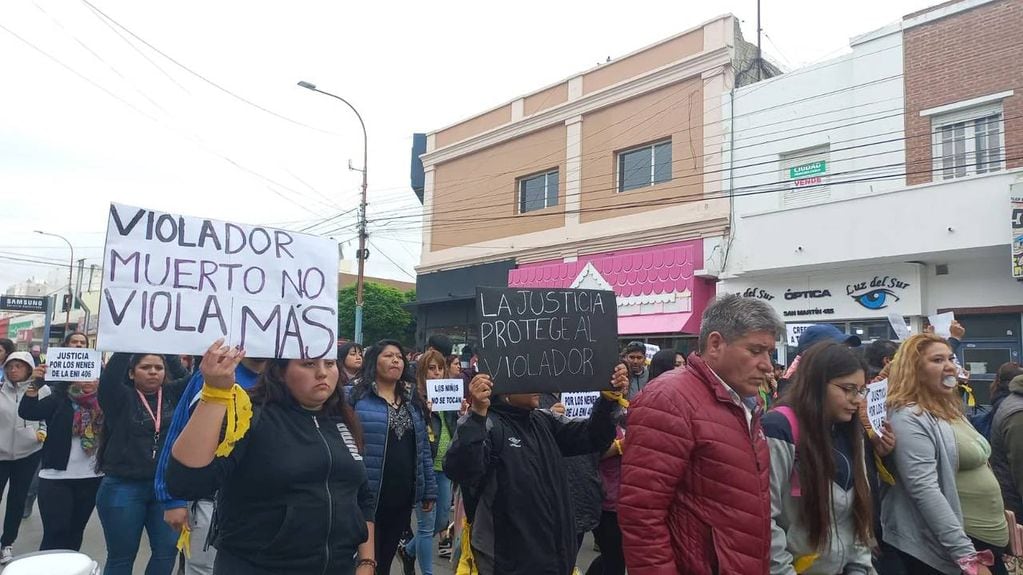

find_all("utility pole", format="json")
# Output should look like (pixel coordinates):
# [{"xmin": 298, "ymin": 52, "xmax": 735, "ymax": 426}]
[
  {"xmin": 297, "ymin": 81, "xmax": 369, "ymax": 344},
  {"xmin": 756, "ymin": 0, "xmax": 763, "ymax": 82},
  {"xmin": 35, "ymin": 231, "xmax": 73, "ymax": 334}
]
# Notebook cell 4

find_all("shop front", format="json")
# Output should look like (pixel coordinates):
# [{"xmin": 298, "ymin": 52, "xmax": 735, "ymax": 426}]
[
  {"xmin": 507, "ymin": 240, "xmax": 716, "ymax": 354},
  {"xmin": 721, "ymin": 263, "xmax": 926, "ymax": 365}
]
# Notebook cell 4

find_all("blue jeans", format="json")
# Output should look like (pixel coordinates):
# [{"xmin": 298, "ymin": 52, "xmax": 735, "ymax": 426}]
[
  {"xmin": 404, "ymin": 504, "xmax": 436, "ymax": 575},
  {"xmin": 96, "ymin": 476, "xmax": 178, "ymax": 575},
  {"xmin": 434, "ymin": 470, "xmax": 452, "ymax": 535}
]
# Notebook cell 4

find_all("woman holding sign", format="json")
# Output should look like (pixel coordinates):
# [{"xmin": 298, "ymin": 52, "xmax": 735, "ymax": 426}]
[
  {"xmin": 761, "ymin": 342, "xmax": 875, "ymax": 574},
  {"xmin": 18, "ymin": 336, "xmax": 104, "ymax": 553},
  {"xmin": 166, "ymin": 340, "xmax": 376, "ymax": 575},
  {"xmin": 95, "ymin": 352, "xmax": 190, "ymax": 575},
  {"xmin": 883, "ymin": 333, "xmax": 1005, "ymax": 575},
  {"xmin": 349, "ymin": 340, "xmax": 436, "ymax": 575}
]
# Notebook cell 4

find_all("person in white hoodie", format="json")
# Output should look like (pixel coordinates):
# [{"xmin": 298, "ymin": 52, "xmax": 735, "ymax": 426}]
[{"xmin": 0, "ymin": 351, "xmax": 46, "ymax": 564}]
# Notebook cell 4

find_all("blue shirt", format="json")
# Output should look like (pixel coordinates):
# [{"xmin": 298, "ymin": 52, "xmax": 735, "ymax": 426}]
[{"xmin": 154, "ymin": 363, "xmax": 260, "ymax": 510}]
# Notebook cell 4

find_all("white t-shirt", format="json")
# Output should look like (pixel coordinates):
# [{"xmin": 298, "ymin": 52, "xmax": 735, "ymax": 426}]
[{"xmin": 39, "ymin": 390, "xmax": 102, "ymax": 480}]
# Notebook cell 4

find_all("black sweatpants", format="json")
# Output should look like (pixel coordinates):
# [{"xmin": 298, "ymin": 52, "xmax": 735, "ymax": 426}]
[
  {"xmin": 0, "ymin": 451, "xmax": 42, "ymax": 546},
  {"xmin": 374, "ymin": 502, "xmax": 411, "ymax": 575},
  {"xmin": 38, "ymin": 476, "xmax": 102, "ymax": 551}
]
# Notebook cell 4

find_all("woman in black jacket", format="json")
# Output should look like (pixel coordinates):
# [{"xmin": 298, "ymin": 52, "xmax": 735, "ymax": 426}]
[
  {"xmin": 167, "ymin": 339, "xmax": 376, "ymax": 575},
  {"xmin": 95, "ymin": 352, "xmax": 190, "ymax": 575}
]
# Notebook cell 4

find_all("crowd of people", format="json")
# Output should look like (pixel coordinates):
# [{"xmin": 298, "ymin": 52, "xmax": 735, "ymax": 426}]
[{"xmin": 0, "ymin": 294, "xmax": 1021, "ymax": 574}]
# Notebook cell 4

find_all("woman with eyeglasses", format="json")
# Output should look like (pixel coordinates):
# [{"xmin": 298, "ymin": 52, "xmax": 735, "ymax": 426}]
[
  {"xmin": 883, "ymin": 333, "xmax": 1005, "ymax": 575},
  {"xmin": 761, "ymin": 342, "xmax": 874, "ymax": 574}
]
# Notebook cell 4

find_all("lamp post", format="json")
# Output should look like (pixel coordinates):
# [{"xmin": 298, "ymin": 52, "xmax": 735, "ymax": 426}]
[
  {"xmin": 34, "ymin": 230, "xmax": 74, "ymax": 335},
  {"xmin": 297, "ymin": 80, "xmax": 369, "ymax": 344}
]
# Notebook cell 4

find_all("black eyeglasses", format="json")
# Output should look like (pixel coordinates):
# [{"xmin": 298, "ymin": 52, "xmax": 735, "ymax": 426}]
[{"xmin": 830, "ymin": 383, "xmax": 868, "ymax": 399}]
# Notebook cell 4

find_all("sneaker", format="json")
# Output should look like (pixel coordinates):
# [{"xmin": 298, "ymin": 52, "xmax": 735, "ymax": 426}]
[
  {"xmin": 396, "ymin": 541, "xmax": 415, "ymax": 575},
  {"xmin": 438, "ymin": 547, "xmax": 452, "ymax": 559},
  {"xmin": 0, "ymin": 546, "xmax": 13, "ymax": 565},
  {"xmin": 438, "ymin": 537, "xmax": 452, "ymax": 550}
]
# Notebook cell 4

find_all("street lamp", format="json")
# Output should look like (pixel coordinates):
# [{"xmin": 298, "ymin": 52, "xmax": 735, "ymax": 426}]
[
  {"xmin": 34, "ymin": 230, "xmax": 74, "ymax": 335},
  {"xmin": 297, "ymin": 80, "xmax": 369, "ymax": 345}
]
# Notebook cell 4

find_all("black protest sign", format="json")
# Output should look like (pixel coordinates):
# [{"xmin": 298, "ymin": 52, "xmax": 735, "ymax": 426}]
[
  {"xmin": 98, "ymin": 203, "xmax": 339, "ymax": 359},
  {"xmin": 476, "ymin": 287, "xmax": 618, "ymax": 394}
]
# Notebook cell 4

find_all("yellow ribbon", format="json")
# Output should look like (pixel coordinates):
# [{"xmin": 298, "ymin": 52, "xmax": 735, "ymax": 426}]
[
  {"xmin": 961, "ymin": 383, "xmax": 977, "ymax": 408},
  {"xmin": 176, "ymin": 524, "xmax": 191, "ymax": 559},
  {"xmin": 455, "ymin": 522, "xmax": 477, "ymax": 575},
  {"xmin": 601, "ymin": 390, "xmax": 630, "ymax": 409},
  {"xmin": 200, "ymin": 383, "xmax": 253, "ymax": 457},
  {"xmin": 793, "ymin": 553, "xmax": 819, "ymax": 573}
]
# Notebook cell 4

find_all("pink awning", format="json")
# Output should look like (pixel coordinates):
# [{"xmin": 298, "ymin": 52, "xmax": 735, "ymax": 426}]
[{"xmin": 618, "ymin": 312, "xmax": 698, "ymax": 336}]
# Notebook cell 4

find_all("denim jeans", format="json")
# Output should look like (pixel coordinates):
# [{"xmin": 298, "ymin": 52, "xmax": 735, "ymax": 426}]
[
  {"xmin": 433, "ymin": 470, "xmax": 452, "ymax": 535},
  {"xmin": 95, "ymin": 475, "xmax": 178, "ymax": 575},
  {"xmin": 404, "ymin": 504, "xmax": 436, "ymax": 575}
]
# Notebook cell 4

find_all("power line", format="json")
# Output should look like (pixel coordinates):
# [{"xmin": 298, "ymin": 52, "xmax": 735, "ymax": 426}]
[
  {"xmin": 367, "ymin": 239, "xmax": 416, "ymax": 281},
  {"xmin": 81, "ymin": 0, "xmax": 340, "ymax": 137}
]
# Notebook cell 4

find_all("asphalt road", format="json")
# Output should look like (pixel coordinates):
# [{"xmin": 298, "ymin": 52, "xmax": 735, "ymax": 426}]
[{"xmin": 2, "ymin": 507, "xmax": 600, "ymax": 574}]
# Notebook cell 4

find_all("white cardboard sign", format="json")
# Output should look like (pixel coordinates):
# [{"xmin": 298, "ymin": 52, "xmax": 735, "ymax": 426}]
[
  {"xmin": 928, "ymin": 312, "xmax": 955, "ymax": 339},
  {"xmin": 426, "ymin": 379, "xmax": 464, "ymax": 412},
  {"xmin": 562, "ymin": 391, "xmax": 601, "ymax": 419},
  {"xmin": 866, "ymin": 379, "xmax": 888, "ymax": 437},
  {"xmin": 98, "ymin": 203, "xmax": 339, "ymax": 358},
  {"xmin": 786, "ymin": 323, "xmax": 814, "ymax": 347},
  {"xmin": 887, "ymin": 312, "xmax": 912, "ymax": 342},
  {"xmin": 45, "ymin": 348, "xmax": 101, "ymax": 382}
]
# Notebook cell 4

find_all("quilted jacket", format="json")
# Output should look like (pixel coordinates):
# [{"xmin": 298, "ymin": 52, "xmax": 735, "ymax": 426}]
[{"xmin": 618, "ymin": 353, "xmax": 772, "ymax": 574}]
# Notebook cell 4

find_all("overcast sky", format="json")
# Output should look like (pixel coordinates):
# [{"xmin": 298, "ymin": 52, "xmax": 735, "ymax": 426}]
[{"xmin": 0, "ymin": 0, "xmax": 937, "ymax": 295}]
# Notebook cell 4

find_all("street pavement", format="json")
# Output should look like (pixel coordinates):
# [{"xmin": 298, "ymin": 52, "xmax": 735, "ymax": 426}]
[{"xmin": 2, "ymin": 507, "xmax": 600, "ymax": 574}]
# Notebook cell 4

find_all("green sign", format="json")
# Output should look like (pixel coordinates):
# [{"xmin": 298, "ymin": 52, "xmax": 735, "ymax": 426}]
[
  {"xmin": 790, "ymin": 161, "xmax": 827, "ymax": 179},
  {"xmin": 7, "ymin": 320, "xmax": 32, "ymax": 339}
]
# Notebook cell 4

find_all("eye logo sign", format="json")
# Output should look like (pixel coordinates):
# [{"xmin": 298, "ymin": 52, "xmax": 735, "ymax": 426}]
[{"xmin": 846, "ymin": 276, "xmax": 910, "ymax": 310}]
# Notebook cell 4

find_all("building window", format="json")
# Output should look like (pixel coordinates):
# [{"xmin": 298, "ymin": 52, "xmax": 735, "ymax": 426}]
[
  {"xmin": 779, "ymin": 145, "xmax": 830, "ymax": 208},
  {"xmin": 518, "ymin": 169, "xmax": 558, "ymax": 213},
  {"xmin": 617, "ymin": 140, "xmax": 671, "ymax": 193},
  {"xmin": 931, "ymin": 104, "xmax": 1004, "ymax": 180}
]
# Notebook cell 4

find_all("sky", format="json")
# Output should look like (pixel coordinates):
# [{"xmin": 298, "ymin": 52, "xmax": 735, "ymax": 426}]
[{"xmin": 0, "ymin": 0, "xmax": 939, "ymax": 295}]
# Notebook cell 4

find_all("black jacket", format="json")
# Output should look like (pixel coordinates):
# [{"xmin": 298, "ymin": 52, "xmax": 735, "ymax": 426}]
[
  {"xmin": 96, "ymin": 354, "xmax": 189, "ymax": 480},
  {"xmin": 166, "ymin": 400, "xmax": 373, "ymax": 575},
  {"xmin": 19, "ymin": 383, "xmax": 78, "ymax": 471},
  {"xmin": 443, "ymin": 398, "xmax": 617, "ymax": 575}
]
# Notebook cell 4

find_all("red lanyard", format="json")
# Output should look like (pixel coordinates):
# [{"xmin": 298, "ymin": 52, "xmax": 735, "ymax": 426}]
[{"xmin": 135, "ymin": 387, "xmax": 162, "ymax": 435}]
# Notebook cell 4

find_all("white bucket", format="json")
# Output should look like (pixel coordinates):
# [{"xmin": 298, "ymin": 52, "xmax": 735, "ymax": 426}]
[{"xmin": 4, "ymin": 550, "xmax": 99, "ymax": 575}]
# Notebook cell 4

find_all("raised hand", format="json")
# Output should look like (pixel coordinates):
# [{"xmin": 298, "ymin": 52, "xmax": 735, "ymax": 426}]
[
  {"xmin": 468, "ymin": 373, "xmax": 493, "ymax": 417},
  {"xmin": 199, "ymin": 339, "xmax": 245, "ymax": 390}
]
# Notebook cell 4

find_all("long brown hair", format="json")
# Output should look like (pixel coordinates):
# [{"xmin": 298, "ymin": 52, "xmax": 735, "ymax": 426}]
[
  {"xmin": 415, "ymin": 350, "xmax": 447, "ymax": 406},
  {"xmin": 779, "ymin": 342, "xmax": 872, "ymax": 550},
  {"xmin": 886, "ymin": 334, "xmax": 961, "ymax": 421},
  {"xmin": 250, "ymin": 359, "xmax": 364, "ymax": 452}
]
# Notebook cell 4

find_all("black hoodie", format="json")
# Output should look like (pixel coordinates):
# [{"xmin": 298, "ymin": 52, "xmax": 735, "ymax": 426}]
[
  {"xmin": 443, "ymin": 396, "xmax": 617, "ymax": 575},
  {"xmin": 166, "ymin": 397, "xmax": 373, "ymax": 575}
]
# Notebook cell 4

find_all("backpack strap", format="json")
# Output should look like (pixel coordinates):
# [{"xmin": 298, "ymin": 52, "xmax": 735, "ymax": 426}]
[{"xmin": 774, "ymin": 406, "xmax": 802, "ymax": 497}]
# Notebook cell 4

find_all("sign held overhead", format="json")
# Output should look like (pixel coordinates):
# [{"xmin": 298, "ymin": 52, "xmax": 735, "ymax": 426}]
[{"xmin": 98, "ymin": 203, "xmax": 339, "ymax": 359}]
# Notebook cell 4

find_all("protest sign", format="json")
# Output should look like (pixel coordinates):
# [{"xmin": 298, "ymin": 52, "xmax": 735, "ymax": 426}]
[
  {"xmin": 644, "ymin": 344, "xmax": 660, "ymax": 362},
  {"xmin": 426, "ymin": 379, "xmax": 464, "ymax": 412},
  {"xmin": 866, "ymin": 379, "xmax": 888, "ymax": 437},
  {"xmin": 928, "ymin": 312, "xmax": 955, "ymax": 339},
  {"xmin": 476, "ymin": 287, "xmax": 618, "ymax": 394},
  {"xmin": 562, "ymin": 391, "xmax": 600, "ymax": 419},
  {"xmin": 98, "ymin": 203, "xmax": 339, "ymax": 359},
  {"xmin": 886, "ymin": 312, "xmax": 912, "ymax": 341},
  {"xmin": 45, "ymin": 348, "xmax": 101, "ymax": 382},
  {"xmin": 785, "ymin": 323, "xmax": 814, "ymax": 347}
]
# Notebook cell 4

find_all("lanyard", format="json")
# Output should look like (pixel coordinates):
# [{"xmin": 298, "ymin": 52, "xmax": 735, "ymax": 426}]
[{"xmin": 136, "ymin": 387, "xmax": 163, "ymax": 436}]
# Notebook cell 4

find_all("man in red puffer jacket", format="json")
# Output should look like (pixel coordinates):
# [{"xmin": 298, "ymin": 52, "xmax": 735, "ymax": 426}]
[{"xmin": 619, "ymin": 294, "xmax": 784, "ymax": 574}]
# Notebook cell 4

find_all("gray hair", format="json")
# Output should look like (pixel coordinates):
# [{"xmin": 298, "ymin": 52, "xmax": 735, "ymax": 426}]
[{"xmin": 698, "ymin": 294, "xmax": 784, "ymax": 353}]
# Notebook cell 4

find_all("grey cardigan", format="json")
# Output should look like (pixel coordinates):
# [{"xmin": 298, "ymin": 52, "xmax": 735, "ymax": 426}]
[{"xmin": 881, "ymin": 405, "xmax": 976, "ymax": 575}]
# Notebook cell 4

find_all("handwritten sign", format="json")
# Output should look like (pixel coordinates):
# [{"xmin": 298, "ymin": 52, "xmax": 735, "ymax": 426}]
[
  {"xmin": 476, "ymin": 287, "xmax": 618, "ymax": 394},
  {"xmin": 45, "ymin": 348, "xmax": 101, "ymax": 382},
  {"xmin": 426, "ymin": 379, "xmax": 464, "ymax": 412},
  {"xmin": 928, "ymin": 312, "xmax": 955, "ymax": 339},
  {"xmin": 562, "ymin": 391, "xmax": 600, "ymax": 419},
  {"xmin": 887, "ymin": 312, "xmax": 912, "ymax": 342},
  {"xmin": 98, "ymin": 203, "xmax": 339, "ymax": 358},
  {"xmin": 866, "ymin": 379, "xmax": 888, "ymax": 437},
  {"xmin": 644, "ymin": 344, "xmax": 660, "ymax": 362}
]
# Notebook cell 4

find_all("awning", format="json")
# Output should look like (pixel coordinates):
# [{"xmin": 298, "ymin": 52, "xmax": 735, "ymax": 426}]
[{"xmin": 618, "ymin": 312, "xmax": 698, "ymax": 336}]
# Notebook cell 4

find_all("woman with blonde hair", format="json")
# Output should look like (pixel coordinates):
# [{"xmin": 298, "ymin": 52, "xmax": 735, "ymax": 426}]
[{"xmin": 882, "ymin": 333, "xmax": 1005, "ymax": 575}]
